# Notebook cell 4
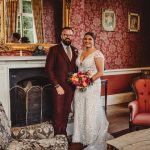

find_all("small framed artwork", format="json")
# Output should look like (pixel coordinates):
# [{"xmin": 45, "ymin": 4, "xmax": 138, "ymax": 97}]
[
  {"xmin": 128, "ymin": 12, "xmax": 140, "ymax": 32},
  {"xmin": 102, "ymin": 9, "xmax": 116, "ymax": 31}
]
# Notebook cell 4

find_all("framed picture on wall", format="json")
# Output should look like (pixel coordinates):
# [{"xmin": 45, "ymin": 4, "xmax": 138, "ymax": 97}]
[
  {"xmin": 102, "ymin": 9, "xmax": 116, "ymax": 31},
  {"xmin": 128, "ymin": 12, "xmax": 140, "ymax": 32}
]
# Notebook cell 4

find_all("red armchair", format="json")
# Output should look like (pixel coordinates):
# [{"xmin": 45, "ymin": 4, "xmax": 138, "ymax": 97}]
[{"xmin": 128, "ymin": 76, "xmax": 150, "ymax": 131}]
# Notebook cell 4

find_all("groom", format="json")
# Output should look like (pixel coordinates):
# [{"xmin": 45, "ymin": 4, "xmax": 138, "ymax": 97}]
[{"xmin": 45, "ymin": 27, "xmax": 78, "ymax": 136}]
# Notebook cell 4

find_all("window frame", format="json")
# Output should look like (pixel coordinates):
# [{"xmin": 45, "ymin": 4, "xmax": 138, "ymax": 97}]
[{"xmin": 17, "ymin": 0, "xmax": 37, "ymax": 43}]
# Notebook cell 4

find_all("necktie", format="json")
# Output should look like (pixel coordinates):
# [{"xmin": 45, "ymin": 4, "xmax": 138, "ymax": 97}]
[{"xmin": 66, "ymin": 46, "xmax": 72, "ymax": 60}]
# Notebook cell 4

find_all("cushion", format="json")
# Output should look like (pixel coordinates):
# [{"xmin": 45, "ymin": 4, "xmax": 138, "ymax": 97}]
[
  {"xmin": 11, "ymin": 122, "xmax": 54, "ymax": 140},
  {"xmin": 0, "ymin": 102, "xmax": 11, "ymax": 149},
  {"xmin": 6, "ymin": 135, "xmax": 68, "ymax": 150},
  {"xmin": 11, "ymin": 126, "xmax": 27, "ymax": 139}
]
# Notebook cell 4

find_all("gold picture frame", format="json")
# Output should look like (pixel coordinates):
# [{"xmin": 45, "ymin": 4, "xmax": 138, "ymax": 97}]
[
  {"xmin": 102, "ymin": 9, "xmax": 116, "ymax": 31},
  {"xmin": 128, "ymin": 12, "xmax": 140, "ymax": 32}
]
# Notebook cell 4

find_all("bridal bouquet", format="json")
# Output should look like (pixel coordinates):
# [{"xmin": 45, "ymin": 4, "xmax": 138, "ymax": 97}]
[{"xmin": 68, "ymin": 71, "xmax": 92, "ymax": 92}]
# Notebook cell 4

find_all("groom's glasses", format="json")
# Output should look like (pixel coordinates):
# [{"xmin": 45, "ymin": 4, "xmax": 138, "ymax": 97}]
[{"xmin": 63, "ymin": 34, "xmax": 73, "ymax": 37}]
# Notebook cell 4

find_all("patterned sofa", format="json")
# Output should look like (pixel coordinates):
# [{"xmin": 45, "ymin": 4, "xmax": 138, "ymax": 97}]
[{"xmin": 0, "ymin": 102, "xmax": 68, "ymax": 150}]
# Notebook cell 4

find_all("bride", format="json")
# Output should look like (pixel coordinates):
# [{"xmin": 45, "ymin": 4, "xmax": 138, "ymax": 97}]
[{"xmin": 72, "ymin": 32, "xmax": 112, "ymax": 150}]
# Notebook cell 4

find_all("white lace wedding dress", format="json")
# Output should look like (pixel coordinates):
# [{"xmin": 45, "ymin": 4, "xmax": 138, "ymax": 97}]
[{"xmin": 72, "ymin": 50, "xmax": 112, "ymax": 150}]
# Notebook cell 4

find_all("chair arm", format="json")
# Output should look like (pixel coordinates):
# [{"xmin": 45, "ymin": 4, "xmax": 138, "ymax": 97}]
[
  {"xmin": 11, "ymin": 122, "xmax": 54, "ymax": 140},
  {"xmin": 128, "ymin": 100, "xmax": 139, "ymax": 120}
]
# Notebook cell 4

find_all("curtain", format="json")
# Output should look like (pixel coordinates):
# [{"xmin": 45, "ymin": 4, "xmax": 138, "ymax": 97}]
[
  {"xmin": 6, "ymin": 0, "xmax": 18, "ymax": 42},
  {"xmin": 31, "ymin": 0, "xmax": 44, "ymax": 43}
]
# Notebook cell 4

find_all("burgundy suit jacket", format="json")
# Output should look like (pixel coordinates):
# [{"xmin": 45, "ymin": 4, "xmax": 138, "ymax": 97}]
[{"xmin": 45, "ymin": 43, "xmax": 78, "ymax": 87}]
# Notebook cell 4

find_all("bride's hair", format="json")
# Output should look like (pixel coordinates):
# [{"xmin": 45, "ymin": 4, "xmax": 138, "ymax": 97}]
[{"xmin": 84, "ymin": 32, "xmax": 96, "ymax": 41}]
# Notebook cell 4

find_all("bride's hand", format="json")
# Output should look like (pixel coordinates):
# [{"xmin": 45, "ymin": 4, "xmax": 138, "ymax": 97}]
[{"xmin": 56, "ymin": 85, "xmax": 65, "ymax": 95}]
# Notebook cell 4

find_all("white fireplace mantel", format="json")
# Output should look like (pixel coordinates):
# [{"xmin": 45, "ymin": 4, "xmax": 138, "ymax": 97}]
[{"xmin": 0, "ymin": 56, "xmax": 46, "ymax": 122}]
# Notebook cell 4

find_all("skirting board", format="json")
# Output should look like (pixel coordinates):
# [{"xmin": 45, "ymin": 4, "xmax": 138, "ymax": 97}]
[{"xmin": 101, "ymin": 92, "xmax": 134, "ymax": 106}]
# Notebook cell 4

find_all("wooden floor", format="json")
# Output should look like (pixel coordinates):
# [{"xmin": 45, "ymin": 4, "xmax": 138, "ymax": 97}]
[
  {"xmin": 69, "ymin": 103, "xmax": 129, "ymax": 150},
  {"xmin": 107, "ymin": 102, "xmax": 129, "ymax": 134}
]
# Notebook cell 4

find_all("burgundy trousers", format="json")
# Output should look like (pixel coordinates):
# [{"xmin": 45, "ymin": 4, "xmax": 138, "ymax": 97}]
[{"xmin": 52, "ymin": 85, "xmax": 74, "ymax": 135}]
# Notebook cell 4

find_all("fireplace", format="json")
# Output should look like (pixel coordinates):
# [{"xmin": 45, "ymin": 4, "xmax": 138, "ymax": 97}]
[
  {"xmin": 0, "ymin": 56, "xmax": 47, "ymax": 124},
  {"xmin": 9, "ymin": 68, "xmax": 53, "ymax": 127}
]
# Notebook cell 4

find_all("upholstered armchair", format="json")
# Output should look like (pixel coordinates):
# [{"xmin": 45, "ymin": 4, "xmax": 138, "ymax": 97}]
[
  {"xmin": 128, "ymin": 76, "xmax": 150, "ymax": 131},
  {"xmin": 0, "ymin": 101, "xmax": 68, "ymax": 150}
]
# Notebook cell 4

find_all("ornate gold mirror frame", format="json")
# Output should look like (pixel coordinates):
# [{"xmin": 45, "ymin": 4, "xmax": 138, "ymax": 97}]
[
  {"xmin": 0, "ymin": 0, "xmax": 71, "ymax": 52},
  {"xmin": 0, "ymin": 0, "xmax": 4, "ymax": 43},
  {"xmin": 63, "ymin": 0, "xmax": 71, "ymax": 27}
]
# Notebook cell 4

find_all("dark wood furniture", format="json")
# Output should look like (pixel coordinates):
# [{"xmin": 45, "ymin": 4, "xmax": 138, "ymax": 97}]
[{"xmin": 101, "ymin": 79, "xmax": 108, "ymax": 113}]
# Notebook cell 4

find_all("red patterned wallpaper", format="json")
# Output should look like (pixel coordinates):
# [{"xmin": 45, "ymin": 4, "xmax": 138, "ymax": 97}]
[
  {"xmin": 43, "ymin": 0, "xmax": 62, "ymax": 43},
  {"xmin": 70, "ymin": 0, "xmax": 150, "ymax": 69},
  {"xmin": 43, "ymin": 0, "xmax": 56, "ymax": 43}
]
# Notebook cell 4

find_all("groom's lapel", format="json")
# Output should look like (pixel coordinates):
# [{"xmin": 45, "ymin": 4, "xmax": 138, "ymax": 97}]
[
  {"xmin": 70, "ymin": 46, "xmax": 77, "ymax": 64},
  {"xmin": 59, "ymin": 44, "xmax": 71, "ymax": 64}
]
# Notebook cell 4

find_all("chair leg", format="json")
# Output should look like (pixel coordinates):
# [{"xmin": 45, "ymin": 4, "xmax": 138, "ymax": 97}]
[
  {"xmin": 129, "ymin": 108, "xmax": 132, "ymax": 132},
  {"xmin": 129, "ymin": 121, "xmax": 132, "ymax": 132},
  {"xmin": 135, "ymin": 126, "xmax": 140, "ymax": 131}
]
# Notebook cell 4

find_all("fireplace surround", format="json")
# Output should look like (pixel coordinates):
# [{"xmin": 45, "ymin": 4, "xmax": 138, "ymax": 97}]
[{"xmin": 0, "ymin": 56, "xmax": 47, "ymax": 124}]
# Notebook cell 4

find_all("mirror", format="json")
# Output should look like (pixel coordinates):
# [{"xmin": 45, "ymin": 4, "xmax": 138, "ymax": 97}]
[{"xmin": 0, "ymin": 0, "xmax": 71, "ymax": 51}]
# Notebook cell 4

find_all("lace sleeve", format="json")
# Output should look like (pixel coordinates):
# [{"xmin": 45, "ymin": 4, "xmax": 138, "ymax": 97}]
[
  {"xmin": 94, "ymin": 50, "xmax": 104, "ymax": 60},
  {"xmin": 78, "ymin": 50, "xmax": 82, "ymax": 54}
]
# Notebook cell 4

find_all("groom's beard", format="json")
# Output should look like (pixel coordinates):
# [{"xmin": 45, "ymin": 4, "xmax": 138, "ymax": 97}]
[{"xmin": 62, "ymin": 38, "xmax": 72, "ymax": 46}]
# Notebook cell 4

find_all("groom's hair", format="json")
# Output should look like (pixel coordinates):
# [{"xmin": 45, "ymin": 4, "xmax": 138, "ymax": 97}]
[{"xmin": 61, "ymin": 27, "xmax": 74, "ymax": 33}]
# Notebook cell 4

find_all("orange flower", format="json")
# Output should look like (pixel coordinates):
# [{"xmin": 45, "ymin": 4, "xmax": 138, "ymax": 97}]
[{"xmin": 68, "ymin": 71, "xmax": 92, "ymax": 92}]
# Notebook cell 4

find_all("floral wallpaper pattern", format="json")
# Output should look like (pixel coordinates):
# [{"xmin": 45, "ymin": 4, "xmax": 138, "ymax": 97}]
[
  {"xmin": 43, "ymin": 0, "xmax": 56, "ymax": 43},
  {"xmin": 70, "ymin": 0, "xmax": 150, "ymax": 69}
]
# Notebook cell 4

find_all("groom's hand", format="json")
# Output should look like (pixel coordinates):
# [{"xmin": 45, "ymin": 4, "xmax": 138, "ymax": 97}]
[{"xmin": 56, "ymin": 85, "xmax": 65, "ymax": 95}]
